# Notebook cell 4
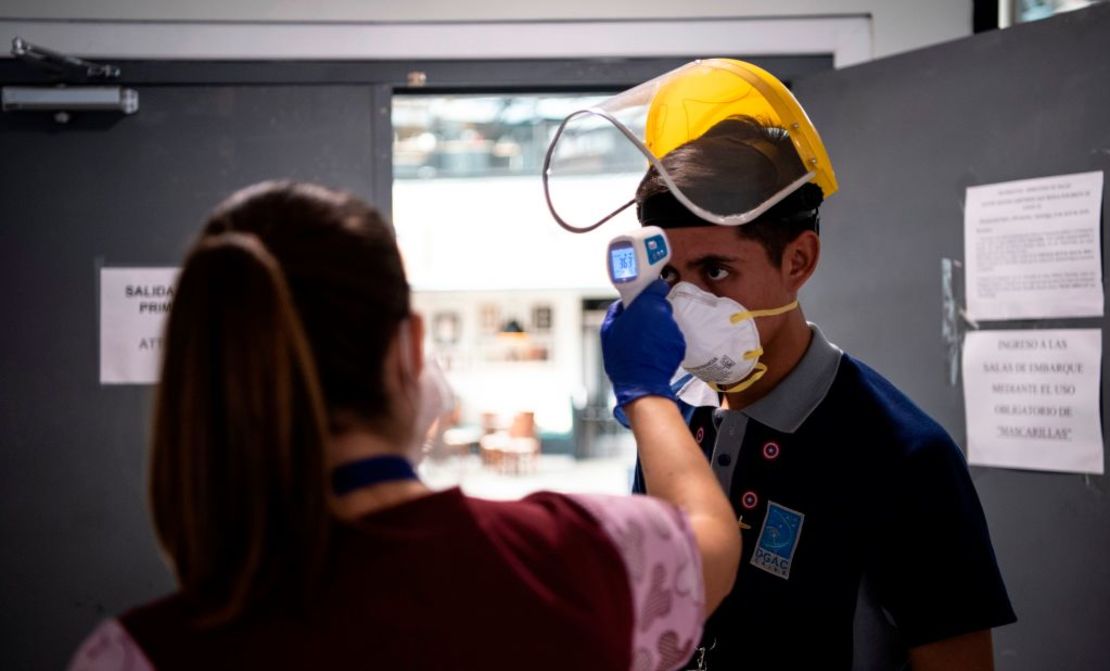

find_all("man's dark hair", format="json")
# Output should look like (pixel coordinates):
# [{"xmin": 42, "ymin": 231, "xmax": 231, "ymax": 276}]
[{"xmin": 635, "ymin": 116, "xmax": 824, "ymax": 266}]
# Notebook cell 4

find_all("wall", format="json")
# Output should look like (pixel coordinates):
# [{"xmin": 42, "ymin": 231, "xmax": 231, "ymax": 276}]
[{"xmin": 0, "ymin": 0, "xmax": 971, "ymax": 61}]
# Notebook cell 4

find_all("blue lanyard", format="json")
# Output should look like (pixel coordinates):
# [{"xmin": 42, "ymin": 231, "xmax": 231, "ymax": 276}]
[{"xmin": 331, "ymin": 455, "xmax": 418, "ymax": 496}]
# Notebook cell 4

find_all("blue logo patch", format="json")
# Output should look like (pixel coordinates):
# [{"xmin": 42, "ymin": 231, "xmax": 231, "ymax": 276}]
[{"xmin": 750, "ymin": 501, "xmax": 804, "ymax": 580}]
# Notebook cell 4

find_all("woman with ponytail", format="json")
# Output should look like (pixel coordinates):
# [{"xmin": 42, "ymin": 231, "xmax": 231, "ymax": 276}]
[{"xmin": 69, "ymin": 181, "xmax": 740, "ymax": 671}]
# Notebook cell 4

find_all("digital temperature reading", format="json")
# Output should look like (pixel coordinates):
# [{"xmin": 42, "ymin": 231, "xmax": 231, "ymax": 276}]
[{"xmin": 610, "ymin": 247, "xmax": 637, "ymax": 281}]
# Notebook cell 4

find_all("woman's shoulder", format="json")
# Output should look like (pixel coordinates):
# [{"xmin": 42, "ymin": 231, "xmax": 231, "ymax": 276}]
[
  {"xmin": 67, "ymin": 619, "xmax": 154, "ymax": 671},
  {"xmin": 469, "ymin": 492, "xmax": 705, "ymax": 671},
  {"xmin": 465, "ymin": 490, "xmax": 686, "ymax": 559},
  {"xmin": 469, "ymin": 491, "xmax": 697, "ymax": 561},
  {"xmin": 463, "ymin": 491, "xmax": 624, "ymax": 569}
]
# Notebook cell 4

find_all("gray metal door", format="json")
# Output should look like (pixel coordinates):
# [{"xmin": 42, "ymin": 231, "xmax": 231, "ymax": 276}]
[{"xmin": 0, "ymin": 82, "xmax": 384, "ymax": 669}]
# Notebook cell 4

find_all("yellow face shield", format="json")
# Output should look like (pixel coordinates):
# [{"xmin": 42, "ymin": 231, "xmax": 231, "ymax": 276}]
[{"xmin": 542, "ymin": 59, "xmax": 838, "ymax": 233}]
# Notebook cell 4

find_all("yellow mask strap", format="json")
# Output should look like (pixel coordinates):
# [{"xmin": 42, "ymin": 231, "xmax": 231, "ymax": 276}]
[
  {"xmin": 710, "ymin": 363, "xmax": 768, "ymax": 394},
  {"xmin": 729, "ymin": 300, "xmax": 799, "ymax": 325}
]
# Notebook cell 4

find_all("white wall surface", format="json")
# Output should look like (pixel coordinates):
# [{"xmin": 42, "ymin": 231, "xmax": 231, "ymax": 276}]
[
  {"xmin": 0, "ymin": 0, "xmax": 971, "ymax": 61},
  {"xmin": 0, "ymin": 16, "xmax": 872, "ymax": 67}
]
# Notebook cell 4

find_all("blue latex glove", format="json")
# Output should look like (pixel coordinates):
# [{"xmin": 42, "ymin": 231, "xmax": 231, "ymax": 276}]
[{"xmin": 601, "ymin": 279, "xmax": 686, "ymax": 409}]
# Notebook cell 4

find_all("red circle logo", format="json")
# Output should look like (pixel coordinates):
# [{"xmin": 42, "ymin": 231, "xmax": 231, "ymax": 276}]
[
  {"xmin": 762, "ymin": 442, "xmax": 781, "ymax": 460},
  {"xmin": 741, "ymin": 491, "xmax": 759, "ymax": 510},
  {"xmin": 695, "ymin": 427, "xmax": 705, "ymax": 444}
]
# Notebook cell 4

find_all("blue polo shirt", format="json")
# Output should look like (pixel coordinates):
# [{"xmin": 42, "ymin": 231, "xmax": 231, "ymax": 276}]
[{"xmin": 632, "ymin": 325, "xmax": 1015, "ymax": 670}]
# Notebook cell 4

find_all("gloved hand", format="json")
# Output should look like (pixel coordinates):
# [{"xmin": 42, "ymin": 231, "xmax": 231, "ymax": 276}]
[{"xmin": 601, "ymin": 279, "xmax": 686, "ymax": 409}]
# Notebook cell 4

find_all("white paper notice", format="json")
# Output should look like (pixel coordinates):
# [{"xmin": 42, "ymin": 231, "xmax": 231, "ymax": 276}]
[
  {"xmin": 963, "ymin": 329, "xmax": 1104, "ymax": 474},
  {"xmin": 99, "ymin": 267, "xmax": 179, "ymax": 384},
  {"xmin": 965, "ymin": 171, "xmax": 1104, "ymax": 320}
]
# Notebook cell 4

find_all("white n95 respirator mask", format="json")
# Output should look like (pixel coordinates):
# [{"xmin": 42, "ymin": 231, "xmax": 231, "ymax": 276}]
[{"xmin": 667, "ymin": 281, "xmax": 798, "ymax": 394}]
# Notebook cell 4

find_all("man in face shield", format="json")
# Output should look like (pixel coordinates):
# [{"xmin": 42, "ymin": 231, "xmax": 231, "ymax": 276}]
[{"xmin": 559, "ymin": 60, "xmax": 1017, "ymax": 670}]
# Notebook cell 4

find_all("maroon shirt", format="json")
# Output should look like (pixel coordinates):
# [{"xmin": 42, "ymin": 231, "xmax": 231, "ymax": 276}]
[{"xmin": 118, "ymin": 488, "xmax": 634, "ymax": 670}]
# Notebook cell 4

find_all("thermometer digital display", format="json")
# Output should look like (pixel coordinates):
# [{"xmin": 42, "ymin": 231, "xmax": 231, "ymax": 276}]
[{"xmin": 610, "ymin": 245, "xmax": 637, "ymax": 281}]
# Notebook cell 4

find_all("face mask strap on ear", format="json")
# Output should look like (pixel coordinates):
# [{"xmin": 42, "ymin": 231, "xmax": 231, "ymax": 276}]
[
  {"xmin": 729, "ymin": 300, "xmax": 799, "ymax": 324},
  {"xmin": 397, "ymin": 317, "xmax": 414, "ymax": 382},
  {"xmin": 395, "ymin": 317, "xmax": 422, "ymax": 413},
  {"xmin": 710, "ymin": 363, "xmax": 768, "ymax": 394}
]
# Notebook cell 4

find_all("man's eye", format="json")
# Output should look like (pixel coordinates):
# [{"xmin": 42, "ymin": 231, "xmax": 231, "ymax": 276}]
[
  {"xmin": 660, "ymin": 267, "xmax": 678, "ymax": 284},
  {"xmin": 706, "ymin": 266, "xmax": 730, "ymax": 281}
]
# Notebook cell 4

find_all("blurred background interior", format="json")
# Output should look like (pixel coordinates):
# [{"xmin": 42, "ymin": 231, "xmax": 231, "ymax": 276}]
[{"xmin": 393, "ymin": 94, "xmax": 643, "ymax": 498}]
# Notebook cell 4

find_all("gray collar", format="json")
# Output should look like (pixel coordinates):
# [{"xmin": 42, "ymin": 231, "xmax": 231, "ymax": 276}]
[{"xmin": 737, "ymin": 323, "xmax": 842, "ymax": 433}]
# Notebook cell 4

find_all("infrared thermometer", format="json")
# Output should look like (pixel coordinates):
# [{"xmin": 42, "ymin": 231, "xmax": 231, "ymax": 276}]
[{"xmin": 607, "ymin": 226, "xmax": 671, "ymax": 306}]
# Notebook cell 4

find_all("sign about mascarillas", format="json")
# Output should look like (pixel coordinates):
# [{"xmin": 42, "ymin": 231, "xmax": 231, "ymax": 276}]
[
  {"xmin": 963, "ymin": 329, "xmax": 1103, "ymax": 475},
  {"xmin": 99, "ymin": 267, "xmax": 180, "ymax": 384}
]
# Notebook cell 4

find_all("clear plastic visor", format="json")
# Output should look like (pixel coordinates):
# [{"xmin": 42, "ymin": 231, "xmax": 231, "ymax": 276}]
[{"xmin": 542, "ymin": 60, "xmax": 818, "ymax": 234}]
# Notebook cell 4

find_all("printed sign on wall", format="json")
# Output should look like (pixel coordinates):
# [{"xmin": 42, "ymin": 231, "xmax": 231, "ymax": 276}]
[
  {"xmin": 965, "ymin": 171, "xmax": 1104, "ymax": 321},
  {"xmin": 99, "ymin": 267, "xmax": 179, "ymax": 384},
  {"xmin": 963, "ymin": 329, "xmax": 1104, "ymax": 475}
]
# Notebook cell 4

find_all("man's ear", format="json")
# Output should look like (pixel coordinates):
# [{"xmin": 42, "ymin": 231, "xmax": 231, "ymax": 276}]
[{"xmin": 782, "ymin": 230, "xmax": 820, "ymax": 293}]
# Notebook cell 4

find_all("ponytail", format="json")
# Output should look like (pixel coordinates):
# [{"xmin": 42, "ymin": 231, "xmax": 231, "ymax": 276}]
[{"xmin": 150, "ymin": 232, "xmax": 331, "ymax": 623}]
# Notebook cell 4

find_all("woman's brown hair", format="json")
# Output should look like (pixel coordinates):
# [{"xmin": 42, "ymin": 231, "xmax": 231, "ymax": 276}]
[{"xmin": 150, "ymin": 181, "xmax": 410, "ymax": 623}]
